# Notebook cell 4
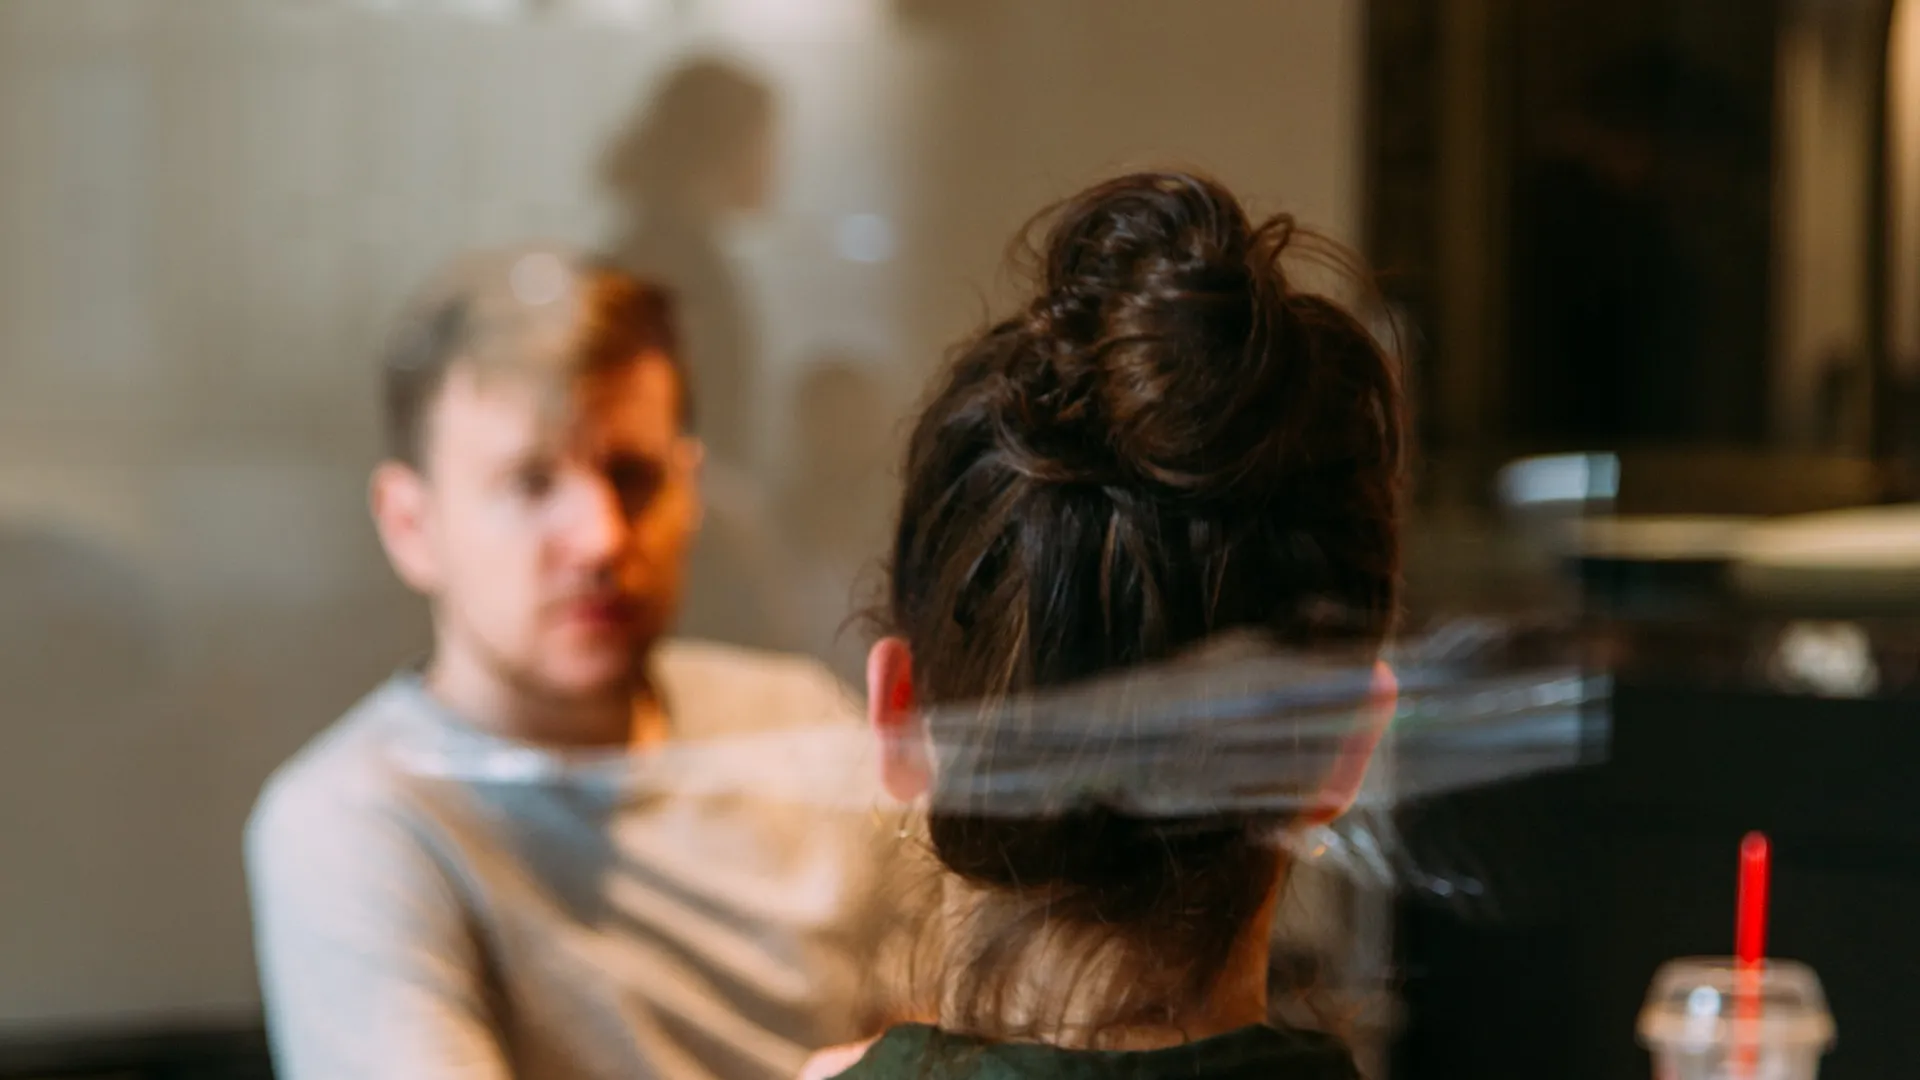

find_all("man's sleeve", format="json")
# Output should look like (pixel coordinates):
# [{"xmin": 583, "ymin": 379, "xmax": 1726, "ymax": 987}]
[{"xmin": 245, "ymin": 772, "xmax": 513, "ymax": 1080}]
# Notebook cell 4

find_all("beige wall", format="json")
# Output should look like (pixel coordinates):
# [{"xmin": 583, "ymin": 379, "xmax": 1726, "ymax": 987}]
[
  {"xmin": 901, "ymin": 0, "xmax": 1363, "ymax": 364},
  {"xmin": 0, "ymin": 0, "xmax": 1361, "ymax": 1027}
]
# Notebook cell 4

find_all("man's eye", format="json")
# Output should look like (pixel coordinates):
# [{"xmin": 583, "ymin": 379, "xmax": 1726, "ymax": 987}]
[
  {"xmin": 515, "ymin": 464, "xmax": 557, "ymax": 499},
  {"xmin": 608, "ymin": 459, "xmax": 664, "ymax": 508}
]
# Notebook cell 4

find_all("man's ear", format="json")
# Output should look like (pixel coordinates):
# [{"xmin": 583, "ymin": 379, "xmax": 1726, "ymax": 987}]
[
  {"xmin": 369, "ymin": 461, "xmax": 441, "ymax": 596},
  {"xmin": 867, "ymin": 636, "xmax": 930, "ymax": 803},
  {"xmin": 1305, "ymin": 660, "xmax": 1397, "ymax": 825}
]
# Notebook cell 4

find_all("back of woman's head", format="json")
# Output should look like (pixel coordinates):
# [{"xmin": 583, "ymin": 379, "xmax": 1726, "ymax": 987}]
[{"xmin": 880, "ymin": 171, "xmax": 1405, "ymax": 1038}]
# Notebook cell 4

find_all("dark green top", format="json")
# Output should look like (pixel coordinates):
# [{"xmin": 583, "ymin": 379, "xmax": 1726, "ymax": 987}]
[{"xmin": 834, "ymin": 1024, "xmax": 1359, "ymax": 1080}]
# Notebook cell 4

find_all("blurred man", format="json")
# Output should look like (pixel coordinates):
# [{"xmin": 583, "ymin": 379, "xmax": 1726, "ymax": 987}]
[{"xmin": 246, "ymin": 247, "xmax": 893, "ymax": 1080}]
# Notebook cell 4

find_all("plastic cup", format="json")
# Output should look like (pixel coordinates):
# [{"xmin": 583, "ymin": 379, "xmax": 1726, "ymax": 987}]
[{"xmin": 1637, "ymin": 958, "xmax": 1834, "ymax": 1080}]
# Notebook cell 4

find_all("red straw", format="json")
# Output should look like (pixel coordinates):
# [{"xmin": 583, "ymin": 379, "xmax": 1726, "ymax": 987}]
[
  {"xmin": 1736, "ymin": 831, "xmax": 1771, "ymax": 966},
  {"xmin": 1732, "ymin": 832, "xmax": 1770, "ymax": 1079}
]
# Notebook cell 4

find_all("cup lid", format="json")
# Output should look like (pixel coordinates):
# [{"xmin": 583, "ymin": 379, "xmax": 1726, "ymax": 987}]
[{"xmin": 1636, "ymin": 957, "xmax": 1835, "ymax": 1052}]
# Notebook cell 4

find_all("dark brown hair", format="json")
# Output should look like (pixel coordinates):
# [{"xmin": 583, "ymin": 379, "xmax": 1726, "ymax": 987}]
[
  {"xmin": 880, "ymin": 172, "xmax": 1405, "ymax": 1040},
  {"xmin": 380, "ymin": 257, "xmax": 687, "ymax": 469}
]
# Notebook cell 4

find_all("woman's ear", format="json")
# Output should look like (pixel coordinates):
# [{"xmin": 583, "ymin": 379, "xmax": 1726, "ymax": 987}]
[
  {"xmin": 867, "ymin": 636, "xmax": 930, "ymax": 803},
  {"xmin": 1305, "ymin": 659, "xmax": 1397, "ymax": 825}
]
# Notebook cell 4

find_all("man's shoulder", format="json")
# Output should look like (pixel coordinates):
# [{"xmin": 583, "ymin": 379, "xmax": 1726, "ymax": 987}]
[
  {"xmin": 657, "ymin": 638, "xmax": 863, "ymax": 737},
  {"xmin": 247, "ymin": 680, "xmax": 427, "ymax": 853}
]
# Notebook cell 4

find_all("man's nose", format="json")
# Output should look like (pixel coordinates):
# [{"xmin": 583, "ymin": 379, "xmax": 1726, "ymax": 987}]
[{"xmin": 559, "ymin": 473, "xmax": 630, "ymax": 562}]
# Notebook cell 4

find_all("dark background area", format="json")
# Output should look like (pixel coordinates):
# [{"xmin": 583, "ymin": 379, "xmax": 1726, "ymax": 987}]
[{"xmin": 1369, "ymin": 1, "xmax": 1918, "ymax": 1078}]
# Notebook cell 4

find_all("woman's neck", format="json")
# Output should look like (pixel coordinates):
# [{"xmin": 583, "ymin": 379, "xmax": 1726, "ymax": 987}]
[{"xmin": 935, "ymin": 877, "xmax": 1280, "ymax": 1050}]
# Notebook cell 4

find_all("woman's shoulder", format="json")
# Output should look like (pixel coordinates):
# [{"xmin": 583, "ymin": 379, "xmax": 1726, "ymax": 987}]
[
  {"xmin": 807, "ymin": 1023, "xmax": 1357, "ymax": 1080},
  {"xmin": 798, "ymin": 1036, "xmax": 885, "ymax": 1080},
  {"xmin": 804, "ymin": 1026, "xmax": 943, "ymax": 1080}
]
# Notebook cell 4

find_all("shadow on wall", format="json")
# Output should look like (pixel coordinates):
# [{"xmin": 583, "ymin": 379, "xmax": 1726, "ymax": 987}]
[
  {"xmin": 600, "ymin": 55, "xmax": 799, "ymax": 656},
  {"xmin": 0, "ymin": 520, "xmax": 173, "ymax": 1020},
  {"xmin": 773, "ymin": 351, "xmax": 900, "ymax": 685},
  {"xmin": 600, "ymin": 54, "xmax": 778, "ymax": 472}
]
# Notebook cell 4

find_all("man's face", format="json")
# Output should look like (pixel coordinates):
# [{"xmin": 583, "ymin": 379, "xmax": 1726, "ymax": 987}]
[{"xmin": 381, "ymin": 355, "xmax": 698, "ymax": 702}]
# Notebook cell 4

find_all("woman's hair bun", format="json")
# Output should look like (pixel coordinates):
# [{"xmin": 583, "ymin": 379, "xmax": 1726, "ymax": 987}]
[
  {"xmin": 1002, "ymin": 171, "xmax": 1383, "ymax": 504},
  {"xmin": 1034, "ymin": 171, "xmax": 1268, "ymax": 324}
]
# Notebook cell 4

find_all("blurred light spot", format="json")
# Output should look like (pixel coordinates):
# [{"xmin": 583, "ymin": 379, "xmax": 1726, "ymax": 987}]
[
  {"xmin": 704, "ymin": 0, "xmax": 885, "ymax": 36},
  {"xmin": 555, "ymin": 0, "xmax": 671, "ymax": 19},
  {"xmin": 1770, "ymin": 621, "xmax": 1880, "ymax": 698},
  {"xmin": 437, "ymin": 0, "xmax": 519, "ymax": 18},
  {"xmin": 1687, "ymin": 986, "xmax": 1720, "ymax": 1017},
  {"xmin": 834, "ymin": 213, "xmax": 895, "ymax": 264},
  {"xmin": 510, "ymin": 253, "xmax": 570, "ymax": 306},
  {"xmin": 1498, "ymin": 453, "xmax": 1620, "ymax": 508},
  {"xmin": 332, "ymin": 0, "xmax": 670, "ymax": 18}
]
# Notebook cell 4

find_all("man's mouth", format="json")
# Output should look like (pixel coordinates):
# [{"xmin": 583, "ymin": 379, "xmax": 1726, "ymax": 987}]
[{"xmin": 559, "ymin": 596, "xmax": 639, "ymax": 630}]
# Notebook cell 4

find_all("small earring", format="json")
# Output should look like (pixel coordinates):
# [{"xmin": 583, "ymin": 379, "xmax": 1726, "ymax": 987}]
[{"xmin": 894, "ymin": 797, "xmax": 926, "ymax": 842}]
